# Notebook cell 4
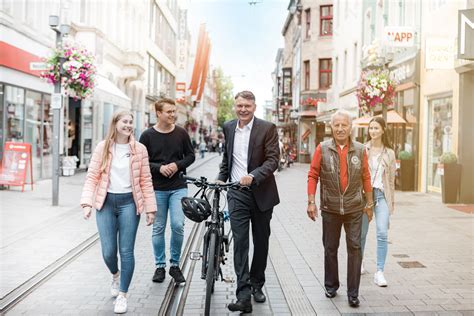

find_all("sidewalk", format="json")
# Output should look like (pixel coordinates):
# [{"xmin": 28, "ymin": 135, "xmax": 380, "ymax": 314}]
[
  {"xmin": 0, "ymin": 152, "xmax": 220, "ymax": 303},
  {"xmin": 267, "ymin": 163, "xmax": 473, "ymax": 315},
  {"xmin": 4, "ymin": 161, "xmax": 473, "ymax": 315}
]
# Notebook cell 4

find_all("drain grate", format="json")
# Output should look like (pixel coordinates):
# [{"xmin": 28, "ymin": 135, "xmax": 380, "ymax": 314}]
[
  {"xmin": 393, "ymin": 254, "xmax": 410, "ymax": 258},
  {"xmin": 398, "ymin": 261, "xmax": 426, "ymax": 268}
]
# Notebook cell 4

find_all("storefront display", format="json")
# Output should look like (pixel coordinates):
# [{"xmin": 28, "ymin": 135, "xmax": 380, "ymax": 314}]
[{"xmin": 427, "ymin": 96, "xmax": 453, "ymax": 192}]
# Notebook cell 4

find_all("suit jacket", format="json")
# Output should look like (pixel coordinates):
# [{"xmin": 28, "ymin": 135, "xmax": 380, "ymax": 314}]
[{"xmin": 218, "ymin": 117, "xmax": 280, "ymax": 211}]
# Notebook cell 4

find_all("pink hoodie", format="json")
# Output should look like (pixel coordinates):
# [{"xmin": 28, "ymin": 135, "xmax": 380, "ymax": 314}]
[{"xmin": 80, "ymin": 137, "xmax": 157, "ymax": 214}]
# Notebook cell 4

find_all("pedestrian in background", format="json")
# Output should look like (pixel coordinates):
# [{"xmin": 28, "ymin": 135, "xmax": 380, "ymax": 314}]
[
  {"xmin": 307, "ymin": 109, "xmax": 374, "ymax": 308},
  {"xmin": 139, "ymin": 98, "xmax": 195, "ymax": 284},
  {"xmin": 360, "ymin": 117, "xmax": 396, "ymax": 287},
  {"xmin": 217, "ymin": 90, "xmax": 280, "ymax": 313},
  {"xmin": 199, "ymin": 141, "xmax": 207, "ymax": 159},
  {"xmin": 80, "ymin": 111, "xmax": 156, "ymax": 314}
]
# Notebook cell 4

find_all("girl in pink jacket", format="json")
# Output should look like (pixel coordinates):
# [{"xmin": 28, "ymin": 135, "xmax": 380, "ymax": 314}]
[{"xmin": 80, "ymin": 111, "xmax": 156, "ymax": 314}]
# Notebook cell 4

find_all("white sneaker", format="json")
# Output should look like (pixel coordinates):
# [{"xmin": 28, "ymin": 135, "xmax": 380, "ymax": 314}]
[
  {"xmin": 111, "ymin": 273, "xmax": 120, "ymax": 297},
  {"xmin": 114, "ymin": 294, "xmax": 128, "ymax": 314},
  {"xmin": 361, "ymin": 262, "xmax": 367, "ymax": 275},
  {"xmin": 374, "ymin": 271, "xmax": 387, "ymax": 287}
]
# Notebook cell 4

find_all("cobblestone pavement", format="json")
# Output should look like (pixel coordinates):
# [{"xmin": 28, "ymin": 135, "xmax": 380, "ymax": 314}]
[
  {"xmin": 183, "ymin": 163, "xmax": 473, "ymax": 315},
  {"xmin": 5, "ymin": 160, "xmax": 474, "ymax": 315},
  {"xmin": 5, "ymin": 153, "xmax": 221, "ymax": 315}
]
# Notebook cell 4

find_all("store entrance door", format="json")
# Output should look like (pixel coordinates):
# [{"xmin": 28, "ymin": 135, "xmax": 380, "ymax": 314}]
[{"xmin": 68, "ymin": 98, "xmax": 81, "ymax": 168}]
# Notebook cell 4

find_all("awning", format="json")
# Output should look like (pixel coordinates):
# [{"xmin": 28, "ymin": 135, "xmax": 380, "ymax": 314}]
[
  {"xmin": 353, "ymin": 110, "xmax": 407, "ymax": 127},
  {"xmin": 94, "ymin": 75, "xmax": 131, "ymax": 109},
  {"xmin": 301, "ymin": 129, "xmax": 311, "ymax": 140},
  {"xmin": 299, "ymin": 110, "xmax": 318, "ymax": 117}
]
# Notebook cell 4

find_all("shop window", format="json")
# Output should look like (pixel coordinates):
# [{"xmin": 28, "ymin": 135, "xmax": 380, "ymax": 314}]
[
  {"xmin": 6, "ymin": 86, "xmax": 25, "ymax": 143},
  {"xmin": 305, "ymin": 8, "xmax": 311, "ymax": 39},
  {"xmin": 427, "ymin": 96, "xmax": 452, "ymax": 191},
  {"xmin": 42, "ymin": 95, "xmax": 53, "ymax": 179},
  {"xmin": 25, "ymin": 90, "xmax": 42, "ymax": 181},
  {"xmin": 320, "ymin": 5, "xmax": 333, "ymax": 36},
  {"xmin": 319, "ymin": 58, "xmax": 332, "ymax": 89}
]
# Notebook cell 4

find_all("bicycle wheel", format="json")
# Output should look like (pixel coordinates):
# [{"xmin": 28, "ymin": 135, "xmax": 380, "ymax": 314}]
[{"xmin": 204, "ymin": 231, "xmax": 217, "ymax": 316}]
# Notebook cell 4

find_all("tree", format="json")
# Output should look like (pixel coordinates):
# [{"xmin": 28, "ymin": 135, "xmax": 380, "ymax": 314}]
[{"xmin": 215, "ymin": 67, "xmax": 235, "ymax": 127}]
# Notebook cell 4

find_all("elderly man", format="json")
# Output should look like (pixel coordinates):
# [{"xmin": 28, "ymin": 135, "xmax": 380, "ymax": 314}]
[{"xmin": 307, "ymin": 109, "xmax": 373, "ymax": 307}]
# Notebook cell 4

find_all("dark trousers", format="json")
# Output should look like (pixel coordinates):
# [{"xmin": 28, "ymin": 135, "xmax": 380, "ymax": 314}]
[
  {"xmin": 227, "ymin": 189, "xmax": 273, "ymax": 301},
  {"xmin": 322, "ymin": 211, "xmax": 363, "ymax": 298}
]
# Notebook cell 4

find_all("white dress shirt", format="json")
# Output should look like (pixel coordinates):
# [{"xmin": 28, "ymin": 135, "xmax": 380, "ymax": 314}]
[{"xmin": 231, "ymin": 117, "xmax": 254, "ymax": 182}]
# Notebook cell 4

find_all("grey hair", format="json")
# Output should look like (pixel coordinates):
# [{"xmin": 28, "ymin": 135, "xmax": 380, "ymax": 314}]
[{"xmin": 330, "ymin": 109, "xmax": 353, "ymax": 125}]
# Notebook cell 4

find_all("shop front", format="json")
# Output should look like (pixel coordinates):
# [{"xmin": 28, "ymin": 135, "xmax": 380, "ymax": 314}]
[
  {"xmin": 425, "ymin": 95, "xmax": 453, "ymax": 193},
  {"xmin": 1, "ymin": 82, "xmax": 53, "ymax": 181},
  {"xmin": 388, "ymin": 52, "xmax": 421, "ymax": 190}
]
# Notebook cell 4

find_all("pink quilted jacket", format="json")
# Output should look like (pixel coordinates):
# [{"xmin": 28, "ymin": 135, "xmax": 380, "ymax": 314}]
[{"xmin": 80, "ymin": 137, "xmax": 157, "ymax": 214}]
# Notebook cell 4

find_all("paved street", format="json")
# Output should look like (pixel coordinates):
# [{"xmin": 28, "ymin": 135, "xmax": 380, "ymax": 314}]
[{"xmin": 3, "ymin": 159, "xmax": 474, "ymax": 315}]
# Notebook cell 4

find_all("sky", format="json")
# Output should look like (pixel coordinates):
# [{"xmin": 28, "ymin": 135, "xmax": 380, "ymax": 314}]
[{"xmin": 185, "ymin": 0, "xmax": 289, "ymax": 116}]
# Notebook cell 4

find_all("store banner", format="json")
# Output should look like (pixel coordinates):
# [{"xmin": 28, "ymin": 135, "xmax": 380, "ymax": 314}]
[
  {"xmin": 0, "ymin": 142, "xmax": 33, "ymax": 191},
  {"xmin": 458, "ymin": 9, "xmax": 474, "ymax": 60},
  {"xmin": 425, "ymin": 38, "xmax": 454, "ymax": 69}
]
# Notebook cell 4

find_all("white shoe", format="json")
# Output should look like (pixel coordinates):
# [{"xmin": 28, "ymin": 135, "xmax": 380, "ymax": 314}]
[
  {"xmin": 374, "ymin": 271, "xmax": 387, "ymax": 287},
  {"xmin": 111, "ymin": 273, "xmax": 120, "ymax": 297},
  {"xmin": 361, "ymin": 262, "xmax": 367, "ymax": 275},
  {"xmin": 114, "ymin": 294, "xmax": 128, "ymax": 314}
]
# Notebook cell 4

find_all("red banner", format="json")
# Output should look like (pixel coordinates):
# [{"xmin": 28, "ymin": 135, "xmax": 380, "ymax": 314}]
[{"xmin": 0, "ymin": 142, "xmax": 34, "ymax": 191}]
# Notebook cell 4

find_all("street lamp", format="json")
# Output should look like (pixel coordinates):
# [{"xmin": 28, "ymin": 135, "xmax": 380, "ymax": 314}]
[{"xmin": 49, "ymin": 15, "xmax": 69, "ymax": 206}]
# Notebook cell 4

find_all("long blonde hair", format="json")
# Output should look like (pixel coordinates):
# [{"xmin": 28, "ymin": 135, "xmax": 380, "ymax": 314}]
[{"xmin": 100, "ymin": 110, "xmax": 134, "ymax": 173}]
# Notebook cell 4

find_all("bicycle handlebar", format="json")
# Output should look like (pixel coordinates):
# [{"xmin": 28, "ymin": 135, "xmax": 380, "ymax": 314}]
[{"xmin": 179, "ymin": 172, "xmax": 250, "ymax": 191}]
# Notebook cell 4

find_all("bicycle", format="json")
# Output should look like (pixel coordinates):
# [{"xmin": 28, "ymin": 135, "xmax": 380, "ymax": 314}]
[{"xmin": 180, "ymin": 172, "xmax": 248, "ymax": 316}]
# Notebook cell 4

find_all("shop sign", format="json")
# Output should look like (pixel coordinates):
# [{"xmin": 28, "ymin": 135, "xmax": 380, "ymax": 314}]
[
  {"xmin": 29, "ymin": 62, "xmax": 48, "ymax": 71},
  {"xmin": 384, "ymin": 27, "xmax": 415, "ymax": 47},
  {"xmin": 425, "ymin": 38, "xmax": 454, "ymax": 69},
  {"xmin": 0, "ymin": 142, "xmax": 33, "ymax": 191},
  {"xmin": 458, "ymin": 9, "xmax": 474, "ymax": 60},
  {"xmin": 282, "ymin": 68, "xmax": 292, "ymax": 97},
  {"xmin": 390, "ymin": 58, "xmax": 416, "ymax": 83}
]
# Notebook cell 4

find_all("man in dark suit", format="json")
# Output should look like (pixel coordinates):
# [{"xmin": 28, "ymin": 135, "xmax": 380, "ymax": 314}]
[{"xmin": 217, "ymin": 90, "xmax": 280, "ymax": 313}]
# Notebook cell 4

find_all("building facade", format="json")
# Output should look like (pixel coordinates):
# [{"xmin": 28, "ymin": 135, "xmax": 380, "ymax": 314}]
[
  {"xmin": 0, "ymin": 0, "xmax": 191, "ymax": 181},
  {"xmin": 419, "ymin": 0, "xmax": 474, "ymax": 201}
]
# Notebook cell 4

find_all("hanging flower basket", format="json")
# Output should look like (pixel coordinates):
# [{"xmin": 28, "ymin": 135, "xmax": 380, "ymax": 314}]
[
  {"xmin": 356, "ymin": 69, "xmax": 397, "ymax": 115},
  {"xmin": 41, "ymin": 40, "xmax": 97, "ymax": 99}
]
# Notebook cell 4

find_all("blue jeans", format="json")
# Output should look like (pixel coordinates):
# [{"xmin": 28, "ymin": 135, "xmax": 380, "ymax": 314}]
[
  {"xmin": 152, "ymin": 188, "xmax": 187, "ymax": 268},
  {"xmin": 361, "ymin": 188, "xmax": 390, "ymax": 272},
  {"xmin": 96, "ymin": 192, "xmax": 140, "ymax": 293}
]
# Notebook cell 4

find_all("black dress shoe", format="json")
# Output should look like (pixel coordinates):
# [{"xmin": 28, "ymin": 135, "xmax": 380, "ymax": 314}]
[
  {"xmin": 228, "ymin": 300, "xmax": 252, "ymax": 313},
  {"xmin": 348, "ymin": 296, "xmax": 360, "ymax": 307},
  {"xmin": 325, "ymin": 290, "xmax": 337, "ymax": 298},
  {"xmin": 252, "ymin": 288, "xmax": 266, "ymax": 303}
]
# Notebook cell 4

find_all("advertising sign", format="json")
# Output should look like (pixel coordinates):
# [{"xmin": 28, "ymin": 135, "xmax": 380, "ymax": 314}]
[
  {"xmin": 0, "ymin": 142, "xmax": 34, "ymax": 191},
  {"xmin": 384, "ymin": 27, "xmax": 415, "ymax": 47},
  {"xmin": 458, "ymin": 9, "xmax": 474, "ymax": 60},
  {"xmin": 425, "ymin": 38, "xmax": 454, "ymax": 69}
]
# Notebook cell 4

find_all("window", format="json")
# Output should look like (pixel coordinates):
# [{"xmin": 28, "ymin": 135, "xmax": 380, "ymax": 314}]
[
  {"xmin": 353, "ymin": 42, "xmax": 358, "ymax": 82},
  {"xmin": 343, "ymin": 50, "xmax": 347, "ymax": 87},
  {"xmin": 319, "ymin": 59, "xmax": 332, "ymax": 89},
  {"xmin": 320, "ymin": 5, "xmax": 333, "ymax": 36},
  {"xmin": 304, "ymin": 60, "xmax": 310, "ymax": 90},
  {"xmin": 305, "ymin": 9, "xmax": 311, "ymax": 39}
]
